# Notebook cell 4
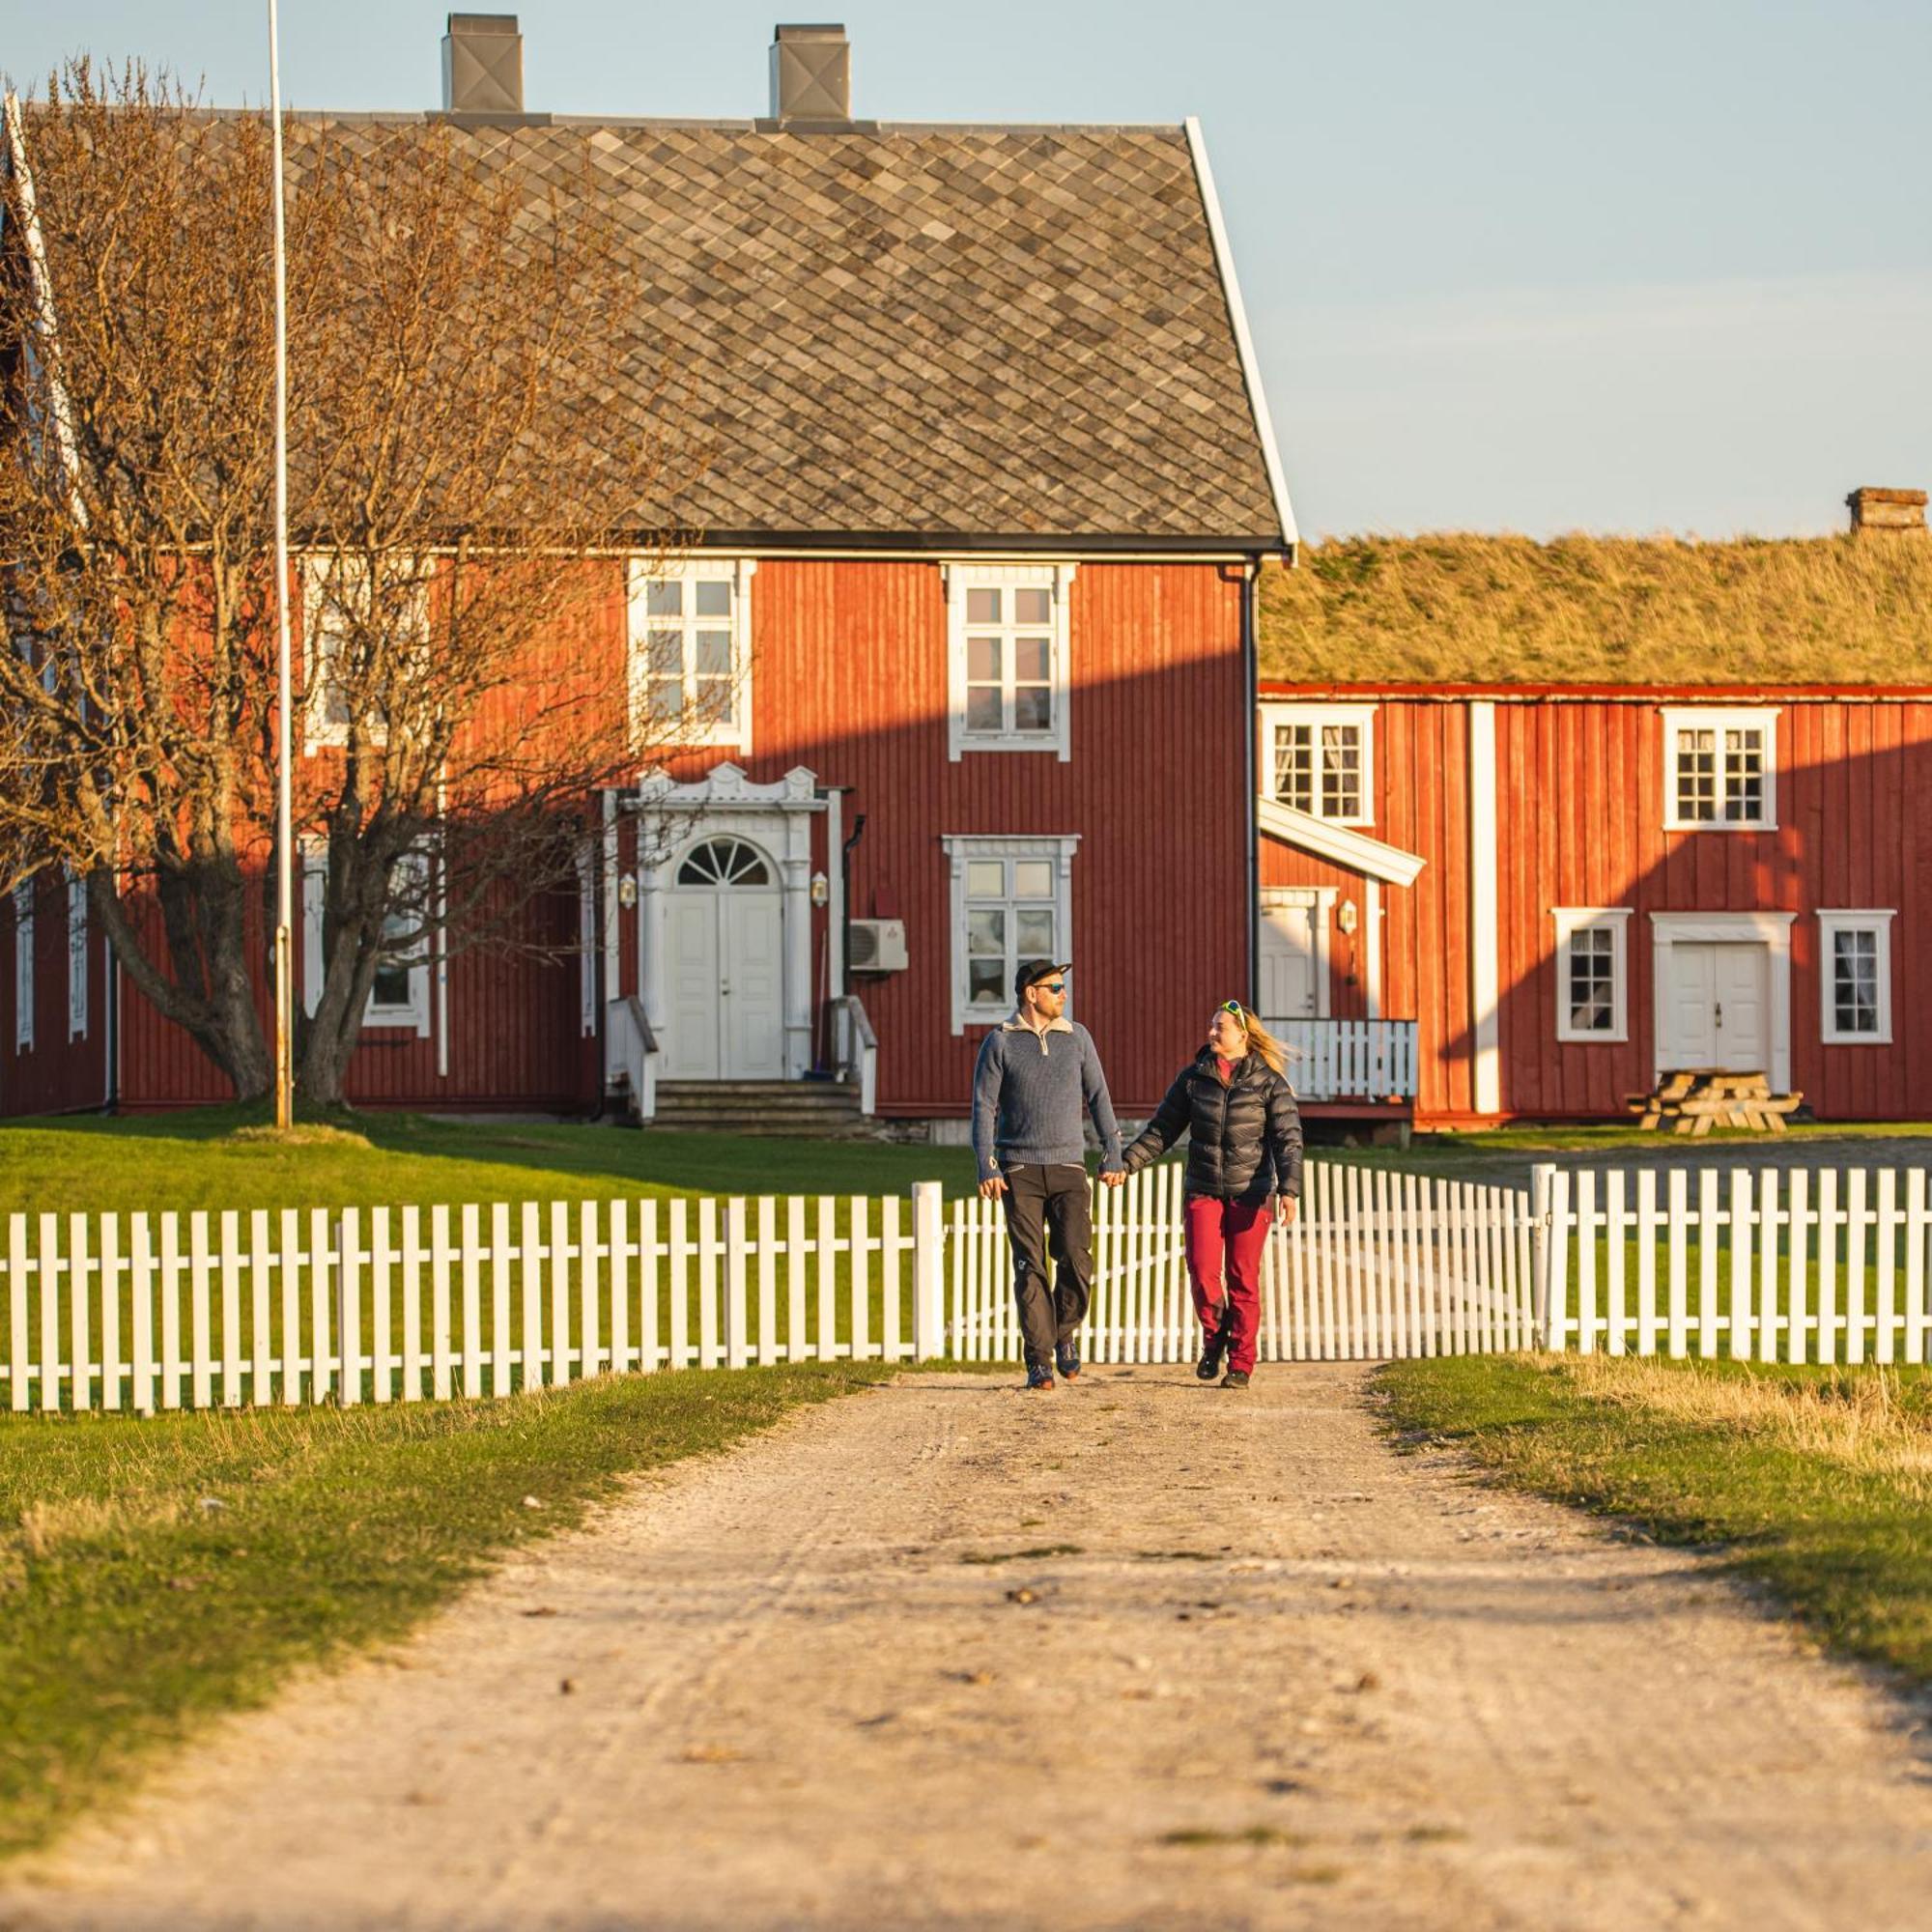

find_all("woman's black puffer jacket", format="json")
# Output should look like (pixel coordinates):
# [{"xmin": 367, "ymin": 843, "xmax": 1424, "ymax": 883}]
[{"xmin": 1122, "ymin": 1049, "xmax": 1303, "ymax": 1207}]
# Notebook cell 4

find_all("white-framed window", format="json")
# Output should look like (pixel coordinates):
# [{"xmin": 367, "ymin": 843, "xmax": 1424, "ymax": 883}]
[
  {"xmin": 301, "ymin": 840, "xmax": 433, "ymax": 1037},
  {"xmin": 1552, "ymin": 907, "xmax": 1632, "ymax": 1042},
  {"xmin": 1662, "ymin": 707, "xmax": 1778, "ymax": 831},
  {"xmin": 1262, "ymin": 703, "xmax": 1376, "ymax": 826},
  {"xmin": 942, "ymin": 834, "xmax": 1078, "ymax": 1034},
  {"xmin": 13, "ymin": 881, "xmax": 34, "ymax": 1053},
  {"xmin": 66, "ymin": 869, "xmax": 87, "ymax": 1040},
  {"xmin": 626, "ymin": 555, "xmax": 755, "ymax": 753},
  {"xmin": 1818, "ymin": 909, "xmax": 1894, "ymax": 1044},
  {"xmin": 299, "ymin": 554, "xmax": 430, "ymax": 751},
  {"xmin": 945, "ymin": 563, "xmax": 1074, "ymax": 761}
]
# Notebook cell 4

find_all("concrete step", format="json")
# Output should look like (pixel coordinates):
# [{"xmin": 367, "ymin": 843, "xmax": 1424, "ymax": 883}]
[{"xmin": 642, "ymin": 1080, "xmax": 869, "ymax": 1137}]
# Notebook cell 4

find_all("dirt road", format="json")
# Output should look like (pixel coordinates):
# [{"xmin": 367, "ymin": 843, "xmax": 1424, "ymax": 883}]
[{"xmin": 5, "ymin": 1365, "xmax": 1929, "ymax": 1931}]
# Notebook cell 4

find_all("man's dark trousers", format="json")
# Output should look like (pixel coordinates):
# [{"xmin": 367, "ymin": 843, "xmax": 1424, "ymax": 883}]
[{"xmin": 1001, "ymin": 1162, "xmax": 1093, "ymax": 1369}]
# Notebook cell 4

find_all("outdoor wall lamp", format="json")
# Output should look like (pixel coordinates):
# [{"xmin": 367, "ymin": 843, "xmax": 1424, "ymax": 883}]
[
  {"xmin": 617, "ymin": 876, "xmax": 639, "ymax": 909},
  {"xmin": 1337, "ymin": 897, "xmax": 1358, "ymax": 934},
  {"xmin": 810, "ymin": 870, "xmax": 830, "ymax": 908}
]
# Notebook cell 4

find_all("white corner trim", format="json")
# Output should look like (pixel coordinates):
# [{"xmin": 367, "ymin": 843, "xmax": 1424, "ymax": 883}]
[
  {"xmin": 1183, "ymin": 116, "xmax": 1298, "ymax": 553},
  {"xmin": 1257, "ymin": 798, "xmax": 1424, "ymax": 888},
  {"xmin": 1364, "ymin": 879, "xmax": 1382, "ymax": 1022},
  {"xmin": 1817, "ymin": 908, "xmax": 1896, "ymax": 1046},
  {"xmin": 1648, "ymin": 911, "xmax": 1796, "ymax": 1094},
  {"xmin": 1467, "ymin": 700, "xmax": 1501, "ymax": 1115},
  {"xmin": 1551, "ymin": 906, "xmax": 1634, "ymax": 1044}
]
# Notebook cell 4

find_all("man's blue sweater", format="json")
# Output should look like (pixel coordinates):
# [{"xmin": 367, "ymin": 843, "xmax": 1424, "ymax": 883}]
[{"xmin": 971, "ymin": 1014, "xmax": 1123, "ymax": 1184}]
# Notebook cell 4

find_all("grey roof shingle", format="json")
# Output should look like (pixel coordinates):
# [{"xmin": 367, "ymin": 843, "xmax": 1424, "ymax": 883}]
[{"xmin": 304, "ymin": 116, "xmax": 1285, "ymax": 546}]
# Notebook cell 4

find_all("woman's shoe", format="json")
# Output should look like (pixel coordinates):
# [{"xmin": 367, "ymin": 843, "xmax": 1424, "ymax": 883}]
[
  {"xmin": 1197, "ymin": 1305, "xmax": 1231, "ymax": 1381},
  {"xmin": 1220, "ymin": 1368, "xmax": 1250, "ymax": 1390}
]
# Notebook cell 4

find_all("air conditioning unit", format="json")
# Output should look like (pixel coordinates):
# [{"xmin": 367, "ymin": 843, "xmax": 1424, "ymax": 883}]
[{"xmin": 848, "ymin": 918, "xmax": 908, "ymax": 974}]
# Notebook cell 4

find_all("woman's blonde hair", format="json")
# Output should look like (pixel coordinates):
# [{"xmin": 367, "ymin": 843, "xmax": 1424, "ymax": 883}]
[{"xmin": 1219, "ymin": 1000, "xmax": 1291, "ymax": 1080}]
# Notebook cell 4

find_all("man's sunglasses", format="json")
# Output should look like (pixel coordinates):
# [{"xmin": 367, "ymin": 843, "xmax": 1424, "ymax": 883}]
[{"xmin": 1041, "ymin": 980, "xmax": 1065, "ymax": 994}]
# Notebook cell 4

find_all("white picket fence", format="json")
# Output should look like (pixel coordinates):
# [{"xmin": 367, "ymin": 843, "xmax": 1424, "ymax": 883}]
[
  {"xmin": 1536, "ymin": 1161, "xmax": 1932, "ymax": 1365},
  {"xmin": 1, "ymin": 1190, "xmax": 946, "ymax": 1416},
  {"xmin": 950, "ymin": 1159, "xmax": 1536, "ymax": 1363},
  {"xmin": 14, "ymin": 1155, "xmax": 1913, "ymax": 1415}
]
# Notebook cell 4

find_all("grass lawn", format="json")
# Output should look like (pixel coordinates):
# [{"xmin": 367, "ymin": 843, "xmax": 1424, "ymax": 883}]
[
  {"xmin": 0, "ymin": 1104, "xmax": 979, "ymax": 1221},
  {"xmin": 0, "ymin": 1359, "xmax": 916, "ymax": 1861},
  {"xmin": 1378, "ymin": 1352, "xmax": 1932, "ymax": 1683}
]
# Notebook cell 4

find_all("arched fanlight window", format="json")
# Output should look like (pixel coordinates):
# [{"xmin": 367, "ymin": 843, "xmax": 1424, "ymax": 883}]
[{"xmin": 676, "ymin": 836, "xmax": 774, "ymax": 888}]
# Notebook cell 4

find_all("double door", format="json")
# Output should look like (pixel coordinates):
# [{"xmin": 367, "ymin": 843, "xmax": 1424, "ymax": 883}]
[
  {"xmin": 1667, "ymin": 941, "xmax": 1768, "ymax": 1072},
  {"xmin": 663, "ymin": 888, "xmax": 783, "ymax": 1080}
]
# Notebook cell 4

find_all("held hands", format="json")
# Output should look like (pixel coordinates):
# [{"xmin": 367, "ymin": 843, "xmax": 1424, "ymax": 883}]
[
  {"xmin": 1100, "ymin": 1170, "xmax": 1125, "ymax": 1189},
  {"xmin": 1276, "ymin": 1195, "xmax": 1298, "ymax": 1227},
  {"xmin": 979, "ymin": 1176, "xmax": 1008, "ymax": 1201}
]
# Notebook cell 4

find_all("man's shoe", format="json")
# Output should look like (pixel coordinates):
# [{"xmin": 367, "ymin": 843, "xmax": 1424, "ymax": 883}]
[
  {"xmin": 1220, "ymin": 1368, "xmax": 1251, "ymax": 1390},
  {"xmin": 1025, "ymin": 1362, "xmax": 1056, "ymax": 1392},
  {"xmin": 1197, "ymin": 1305, "xmax": 1231, "ymax": 1381},
  {"xmin": 1054, "ymin": 1342, "xmax": 1081, "ymax": 1381}
]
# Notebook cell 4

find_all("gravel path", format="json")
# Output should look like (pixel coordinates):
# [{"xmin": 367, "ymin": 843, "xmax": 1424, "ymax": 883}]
[{"xmin": 5, "ymin": 1365, "xmax": 1930, "ymax": 1931}]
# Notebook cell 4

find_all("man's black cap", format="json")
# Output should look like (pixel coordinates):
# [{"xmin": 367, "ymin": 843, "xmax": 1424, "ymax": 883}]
[{"xmin": 1014, "ymin": 958, "xmax": 1073, "ymax": 999}]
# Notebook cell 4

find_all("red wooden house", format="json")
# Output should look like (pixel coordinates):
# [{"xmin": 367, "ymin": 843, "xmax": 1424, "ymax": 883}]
[
  {"xmin": 1254, "ymin": 499, "xmax": 1932, "ymax": 1126},
  {"xmin": 1, "ymin": 16, "xmax": 1296, "ymax": 1129}
]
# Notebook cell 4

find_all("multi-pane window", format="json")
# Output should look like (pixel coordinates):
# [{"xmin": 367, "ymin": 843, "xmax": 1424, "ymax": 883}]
[
  {"xmin": 66, "ymin": 870, "xmax": 87, "ymax": 1040},
  {"xmin": 627, "ymin": 559, "xmax": 754, "ymax": 751},
  {"xmin": 301, "ymin": 843, "xmax": 433, "ymax": 1036},
  {"xmin": 1552, "ymin": 908, "xmax": 1632, "ymax": 1043},
  {"xmin": 13, "ymin": 882, "xmax": 33, "ymax": 1052},
  {"xmin": 1567, "ymin": 926, "xmax": 1616, "ymax": 1034},
  {"xmin": 964, "ymin": 586, "xmax": 1055, "ymax": 741},
  {"xmin": 1663, "ymin": 710, "xmax": 1777, "ymax": 829},
  {"xmin": 947, "ymin": 565, "xmax": 1073, "ymax": 759},
  {"xmin": 1263, "ymin": 705, "xmax": 1375, "ymax": 824},
  {"xmin": 301, "ymin": 556, "xmax": 430, "ymax": 746},
  {"xmin": 944, "ymin": 836, "xmax": 1076, "ymax": 1031},
  {"xmin": 1819, "ymin": 911, "xmax": 1893, "ymax": 1044}
]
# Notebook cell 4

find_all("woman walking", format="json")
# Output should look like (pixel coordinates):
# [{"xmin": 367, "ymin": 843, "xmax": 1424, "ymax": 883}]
[{"xmin": 1122, "ymin": 1001, "xmax": 1302, "ymax": 1388}]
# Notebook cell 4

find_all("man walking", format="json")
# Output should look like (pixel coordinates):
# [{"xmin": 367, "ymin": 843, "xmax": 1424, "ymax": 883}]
[{"xmin": 971, "ymin": 959, "xmax": 1124, "ymax": 1390}]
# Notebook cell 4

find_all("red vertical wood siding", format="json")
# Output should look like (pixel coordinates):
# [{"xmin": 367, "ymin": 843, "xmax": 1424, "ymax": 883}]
[
  {"xmin": 1261, "ymin": 690, "xmax": 1932, "ymax": 1124},
  {"xmin": 0, "ymin": 877, "xmax": 109, "ymax": 1116}
]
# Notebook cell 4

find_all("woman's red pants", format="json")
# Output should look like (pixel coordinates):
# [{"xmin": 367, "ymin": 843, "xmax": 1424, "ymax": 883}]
[{"xmin": 1183, "ymin": 1194, "xmax": 1272, "ymax": 1374}]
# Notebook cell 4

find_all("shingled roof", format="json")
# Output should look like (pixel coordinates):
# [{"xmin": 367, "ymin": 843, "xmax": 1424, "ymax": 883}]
[{"xmin": 299, "ymin": 115, "xmax": 1288, "ymax": 549}]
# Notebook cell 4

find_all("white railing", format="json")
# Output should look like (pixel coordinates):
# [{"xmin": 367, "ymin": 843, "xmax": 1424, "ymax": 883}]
[
  {"xmin": 1536, "ymin": 1161, "xmax": 1932, "ymax": 1364},
  {"xmin": 949, "ymin": 1159, "xmax": 1534, "ymax": 1363},
  {"xmin": 1269, "ymin": 1018, "xmax": 1418, "ymax": 1103},
  {"xmin": 1, "ymin": 1186, "xmax": 948, "ymax": 1416},
  {"xmin": 831, "ymin": 993, "xmax": 877, "ymax": 1117},
  {"xmin": 606, "ymin": 995, "xmax": 660, "ymax": 1122}
]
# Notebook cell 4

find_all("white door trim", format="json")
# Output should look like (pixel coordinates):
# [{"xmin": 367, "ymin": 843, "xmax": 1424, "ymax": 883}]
[
  {"xmin": 1259, "ymin": 886, "xmax": 1334, "ymax": 1020},
  {"xmin": 1649, "ymin": 911, "xmax": 1795, "ymax": 1094},
  {"xmin": 633, "ymin": 763, "xmax": 824, "ymax": 1080}
]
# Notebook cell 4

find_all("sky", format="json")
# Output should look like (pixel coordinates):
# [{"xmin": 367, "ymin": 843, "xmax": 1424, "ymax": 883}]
[{"xmin": 6, "ymin": 1, "xmax": 1927, "ymax": 540}]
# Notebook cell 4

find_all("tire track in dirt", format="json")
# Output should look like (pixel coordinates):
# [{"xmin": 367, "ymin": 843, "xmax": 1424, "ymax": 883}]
[{"xmin": 3, "ymin": 1366, "xmax": 1929, "ymax": 1931}]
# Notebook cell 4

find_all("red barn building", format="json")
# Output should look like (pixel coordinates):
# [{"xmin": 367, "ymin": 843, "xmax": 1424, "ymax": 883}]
[
  {"xmin": 1, "ymin": 17, "xmax": 1296, "ymax": 1129},
  {"xmin": 1254, "ymin": 504, "xmax": 1932, "ymax": 1126}
]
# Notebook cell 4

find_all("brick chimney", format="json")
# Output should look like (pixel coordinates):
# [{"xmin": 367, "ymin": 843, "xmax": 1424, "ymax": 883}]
[
  {"xmin": 769, "ymin": 24, "xmax": 852, "ymax": 126},
  {"xmin": 1845, "ymin": 487, "xmax": 1927, "ymax": 535},
  {"xmin": 441, "ymin": 14, "xmax": 524, "ymax": 116}
]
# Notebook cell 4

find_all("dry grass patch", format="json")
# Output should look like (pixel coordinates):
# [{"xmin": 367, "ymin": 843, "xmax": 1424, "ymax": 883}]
[{"xmin": 1262, "ymin": 534, "xmax": 1932, "ymax": 685}]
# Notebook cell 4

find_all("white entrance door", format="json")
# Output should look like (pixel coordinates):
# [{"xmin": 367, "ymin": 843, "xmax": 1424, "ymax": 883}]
[
  {"xmin": 662, "ymin": 837, "xmax": 785, "ymax": 1080},
  {"xmin": 1669, "ymin": 942, "xmax": 1769, "ymax": 1072},
  {"xmin": 1259, "ymin": 898, "xmax": 1320, "ymax": 1021}
]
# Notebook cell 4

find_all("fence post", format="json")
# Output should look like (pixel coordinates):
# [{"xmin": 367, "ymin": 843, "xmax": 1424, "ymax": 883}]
[
  {"xmin": 911, "ymin": 1181, "xmax": 946, "ymax": 1361},
  {"xmin": 1530, "ymin": 1163, "xmax": 1555, "ymax": 1350}
]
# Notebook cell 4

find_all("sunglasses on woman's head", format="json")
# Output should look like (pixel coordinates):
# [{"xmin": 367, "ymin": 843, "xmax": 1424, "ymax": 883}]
[{"xmin": 1217, "ymin": 1000, "xmax": 1247, "ymax": 1026}]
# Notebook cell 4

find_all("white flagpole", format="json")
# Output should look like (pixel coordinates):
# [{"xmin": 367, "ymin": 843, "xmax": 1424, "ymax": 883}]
[{"xmin": 269, "ymin": 0, "xmax": 295, "ymax": 1128}]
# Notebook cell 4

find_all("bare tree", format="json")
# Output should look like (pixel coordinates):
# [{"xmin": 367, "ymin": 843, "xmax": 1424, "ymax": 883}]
[{"xmin": 1, "ymin": 65, "xmax": 717, "ymax": 1105}]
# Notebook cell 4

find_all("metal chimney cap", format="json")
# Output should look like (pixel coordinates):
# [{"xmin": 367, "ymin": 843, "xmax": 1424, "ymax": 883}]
[
  {"xmin": 442, "ymin": 13, "xmax": 525, "ymax": 117},
  {"xmin": 770, "ymin": 21, "xmax": 853, "ymax": 126}
]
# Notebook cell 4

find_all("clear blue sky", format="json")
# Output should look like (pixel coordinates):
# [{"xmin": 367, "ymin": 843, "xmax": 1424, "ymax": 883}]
[{"xmin": 8, "ymin": 2, "xmax": 1927, "ymax": 539}]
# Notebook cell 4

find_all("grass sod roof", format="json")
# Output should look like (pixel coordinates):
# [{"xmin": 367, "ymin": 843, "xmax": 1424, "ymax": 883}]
[{"xmin": 1259, "ymin": 533, "xmax": 1932, "ymax": 687}]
